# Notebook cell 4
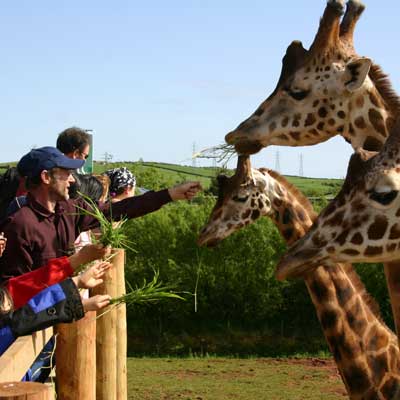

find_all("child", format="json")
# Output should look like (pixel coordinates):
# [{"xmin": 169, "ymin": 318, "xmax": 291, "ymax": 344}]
[
  {"xmin": 5, "ymin": 241, "xmax": 110, "ymax": 309},
  {"xmin": 0, "ymin": 260, "xmax": 111, "ymax": 356}
]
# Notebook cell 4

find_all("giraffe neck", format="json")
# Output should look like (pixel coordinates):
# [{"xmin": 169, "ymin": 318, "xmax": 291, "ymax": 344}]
[{"xmin": 260, "ymin": 169, "xmax": 400, "ymax": 398}]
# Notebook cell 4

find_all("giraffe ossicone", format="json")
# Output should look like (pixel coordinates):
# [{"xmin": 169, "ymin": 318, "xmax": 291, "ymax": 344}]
[{"xmin": 225, "ymin": 0, "xmax": 399, "ymax": 155}]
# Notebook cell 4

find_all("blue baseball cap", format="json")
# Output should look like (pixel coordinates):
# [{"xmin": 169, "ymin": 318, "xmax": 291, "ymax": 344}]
[{"xmin": 17, "ymin": 146, "xmax": 85, "ymax": 178}]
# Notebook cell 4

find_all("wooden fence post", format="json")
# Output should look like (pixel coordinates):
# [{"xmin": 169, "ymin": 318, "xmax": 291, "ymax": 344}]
[
  {"xmin": 116, "ymin": 249, "xmax": 127, "ymax": 400},
  {"xmin": 0, "ymin": 382, "xmax": 53, "ymax": 400},
  {"xmin": 91, "ymin": 248, "xmax": 123, "ymax": 400},
  {"xmin": 55, "ymin": 308, "xmax": 96, "ymax": 400}
]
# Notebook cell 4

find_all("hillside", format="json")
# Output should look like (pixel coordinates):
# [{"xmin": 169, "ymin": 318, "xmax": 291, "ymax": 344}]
[
  {"xmin": 1, "ymin": 160, "xmax": 343, "ymax": 198},
  {"xmin": 94, "ymin": 161, "xmax": 343, "ymax": 198}
]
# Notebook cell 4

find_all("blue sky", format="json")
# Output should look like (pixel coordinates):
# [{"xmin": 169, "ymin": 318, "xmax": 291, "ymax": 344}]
[{"xmin": 1, "ymin": 1, "xmax": 399, "ymax": 178}]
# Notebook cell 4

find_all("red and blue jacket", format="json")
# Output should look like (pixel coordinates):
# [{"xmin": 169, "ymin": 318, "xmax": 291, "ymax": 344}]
[{"xmin": 0, "ymin": 278, "xmax": 84, "ymax": 356}]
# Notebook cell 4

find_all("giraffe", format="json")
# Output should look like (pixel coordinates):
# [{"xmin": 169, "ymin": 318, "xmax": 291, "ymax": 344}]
[
  {"xmin": 198, "ymin": 155, "xmax": 400, "ymax": 399},
  {"xmin": 224, "ymin": 0, "xmax": 400, "ymax": 155},
  {"xmin": 276, "ymin": 117, "xmax": 400, "ymax": 278},
  {"xmin": 275, "ymin": 117, "xmax": 400, "ymax": 340}
]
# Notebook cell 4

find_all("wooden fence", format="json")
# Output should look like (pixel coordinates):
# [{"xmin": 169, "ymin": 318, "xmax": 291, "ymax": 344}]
[{"xmin": 0, "ymin": 248, "xmax": 126, "ymax": 400}]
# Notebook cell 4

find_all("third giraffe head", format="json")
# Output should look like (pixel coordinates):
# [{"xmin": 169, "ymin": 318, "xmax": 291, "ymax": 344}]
[{"xmin": 276, "ymin": 118, "xmax": 400, "ymax": 280}]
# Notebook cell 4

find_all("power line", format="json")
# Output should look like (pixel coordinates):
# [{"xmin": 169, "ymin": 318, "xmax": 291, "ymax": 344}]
[
  {"xmin": 192, "ymin": 142, "xmax": 197, "ymax": 168},
  {"xmin": 299, "ymin": 153, "xmax": 304, "ymax": 177},
  {"xmin": 275, "ymin": 151, "xmax": 281, "ymax": 173}
]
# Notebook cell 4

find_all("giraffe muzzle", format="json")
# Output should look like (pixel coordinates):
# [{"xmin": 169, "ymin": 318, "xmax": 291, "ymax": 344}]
[{"xmin": 275, "ymin": 248, "xmax": 327, "ymax": 281}]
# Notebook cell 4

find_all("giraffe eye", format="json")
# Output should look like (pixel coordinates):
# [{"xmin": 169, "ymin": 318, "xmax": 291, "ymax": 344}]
[
  {"xmin": 288, "ymin": 89, "xmax": 309, "ymax": 101},
  {"xmin": 369, "ymin": 190, "xmax": 398, "ymax": 206},
  {"xmin": 232, "ymin": 195, "xmax": 249, "ymax": 203}
]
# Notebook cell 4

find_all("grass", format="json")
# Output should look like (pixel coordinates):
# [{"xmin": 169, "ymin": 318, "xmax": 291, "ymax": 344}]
[{"xmin": 127, "ymin": 357, "xmax": 346, "ymax": 399}]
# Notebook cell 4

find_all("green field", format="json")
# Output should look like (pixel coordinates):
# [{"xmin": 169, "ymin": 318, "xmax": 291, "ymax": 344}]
[{"xmin": 127, "ymin": 357, "xmax": 346, "ymax": 400}]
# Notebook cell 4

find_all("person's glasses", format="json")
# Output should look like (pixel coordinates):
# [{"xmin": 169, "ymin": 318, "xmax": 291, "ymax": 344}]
[{"xmin": 79, "ymin": 152, "xmax": 89, "ymax": 160}]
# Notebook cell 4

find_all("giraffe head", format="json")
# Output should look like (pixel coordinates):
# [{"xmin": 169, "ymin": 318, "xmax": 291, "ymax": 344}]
[
  {"xmin": 198, "ymin": 155, "xmax": 314, "ymax": 248},
  {"xmin": 197, "ymin": 156, "xmax": 271, "ymax": 246},
  {"xmin": 225, "ymin": 0, "xmax": 398, "ymax": 154},
  {"xmin": 276, "ymin": 118, "xmax": 400, "ymax": 280}
]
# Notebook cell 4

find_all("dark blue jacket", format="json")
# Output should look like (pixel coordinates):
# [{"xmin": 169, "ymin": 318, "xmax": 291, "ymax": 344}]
[{"xmin": 0, "ymin": 278, "xmax": 84, "ymax": 356}]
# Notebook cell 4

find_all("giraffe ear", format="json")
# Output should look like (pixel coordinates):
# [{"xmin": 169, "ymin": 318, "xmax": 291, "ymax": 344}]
[{"xmin": 344, "ymin": 57, "xmax": 372, "ymax": 92}]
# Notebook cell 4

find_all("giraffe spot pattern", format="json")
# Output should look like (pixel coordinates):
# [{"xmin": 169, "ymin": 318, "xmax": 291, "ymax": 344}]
[
  {"xmin": 326, "ymin": 210, "xmax": 345, "ymax": 226},
  {"xmin": 381, "ymin": 378, "xmax": 400, "ymax": 399},
  {"xmin": 369, "ymin": 91, "xmax": 380, "ymax": 108},
  {"xmin": 273, "ymin": 198, "xmax": 282, "ymax": 207},
  {"xmin": 343, "ymin": 365, "xmax": 372, "ymax": 394},
  {"xmin": 367, "ymin": 215, "xmax": 389, "ymax": 240},
  {"xmin": 269, "ymin": 122, "xmax": 277, "ymax": 132},
  {"xmin": 363, "ymin": 136, "xmax": 383, "ymax": 151},
  {"xmin": 318, "ymin": 107, "xmax": 328, "ymax": 118},
  {"xmin": 304, "ymin": 113, "xmax": 316, "ymax": 127},
  {"xmin": 346, "ymin": 309, "xmax": 367, "ymax": 337},
  {"xmin": 251, "ymin": 210, "xmax": 260, "ymax": 220},
  {"xmin": 366, "ymin": 325, "xmax": 390, "ymax": 351},
  {"xmin": 351, "ymin": 199, "xmax": 367, "ymax": 213},
  {"xmin": 335, "ymin": 229, "xmax": 350, "ymax": 246},
  {"xmin": 277, "ymin": 134, "xmax": 289, "ymax": 141},
  {"xmin": 389, "ymin": 224, "xmax": 400, "ymax": 240},
  {"xmin": 296, "ymin": 208, "xmax": 306, "ymax": 222},
  {"xmin": 283, "ymin": 228, "xmax": 293, "ymax": 241},
  {"xmin": 342, "ymin": 249, "xmax": 360, "ymax": 256},
  {"xmin": 309, "ymin": 278, "xmax": 330, "ymax": 303},
  {"xmin": 387, "ymin": 243, "xmax": 397, "ymax": 252},
  {"xmin": 364, "ymin": 246, "xmax": 383, "ymax": 256},
  {"xmin": 366, "ymin": 353, "xmax": 388, "ymax": 387},
  {"xmin": 320, "ymin": 309, "xmax": 338, "ymax": 330},
  {"xmin": 368, "ymin": 108, "xmax": 387, "ymax": 137},
  {"xmin": 350, "ymin": 233, "xmax": 363, "ymax": 245},
  {"xmin": 289, "ymin": 131, "xmax": 300, "ymax": 141},
  {"xmin": 312, "ymin": 232, "xmax": 328, "ymax": 247},
  {"xmin": 241, "ymin": 209, "xmax": 251, "ymax": 219},
  {"xmin": 282, "ymin": 208, "xmax": 291, "ymax": 225},
  {"xmin": 333, "ymin": 280, "xmax": 353, "ymax": 308},
  {"xmin": 355, "ymin": 96, "xmax": 364, "ymax": 108},
  {"xmin": 354, "ymin": 116, "xmax": 367, "ymax": 129},
  {"xmin": 337, "ymin": 111, "xmax": 346, "ymax": 119}
]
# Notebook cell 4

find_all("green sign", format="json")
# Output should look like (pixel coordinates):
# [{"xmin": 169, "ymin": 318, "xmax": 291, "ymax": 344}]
[{"xmin": 78, "ymin": 132, "xmax": 93, "ymax": 174}]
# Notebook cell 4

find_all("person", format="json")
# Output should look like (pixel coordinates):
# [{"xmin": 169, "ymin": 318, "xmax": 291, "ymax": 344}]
[
  {"xmin": 104, "ymin": 167, "xmax": 136, "ymax": 202},
  {"xmin": 56, "ymin": 127, "xmax": 91, "ymax": 161},
  {"xmin": 5, "ymin": 241, "xmax": 110, "ymax": 309},
  {"xmin": 0, "ymin": 232, "xmax": 6, "ymax": 257},
  {"xmin": 0, "ymin": 264, "xmax": 111, "ymax": 357},
  {"xmin": 0, "ymin": 146, "xmax": 201, "ymax": 282},
  {"xmin": 0, "ymin": 167, "xmax": 22, "ymax": 221}
]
